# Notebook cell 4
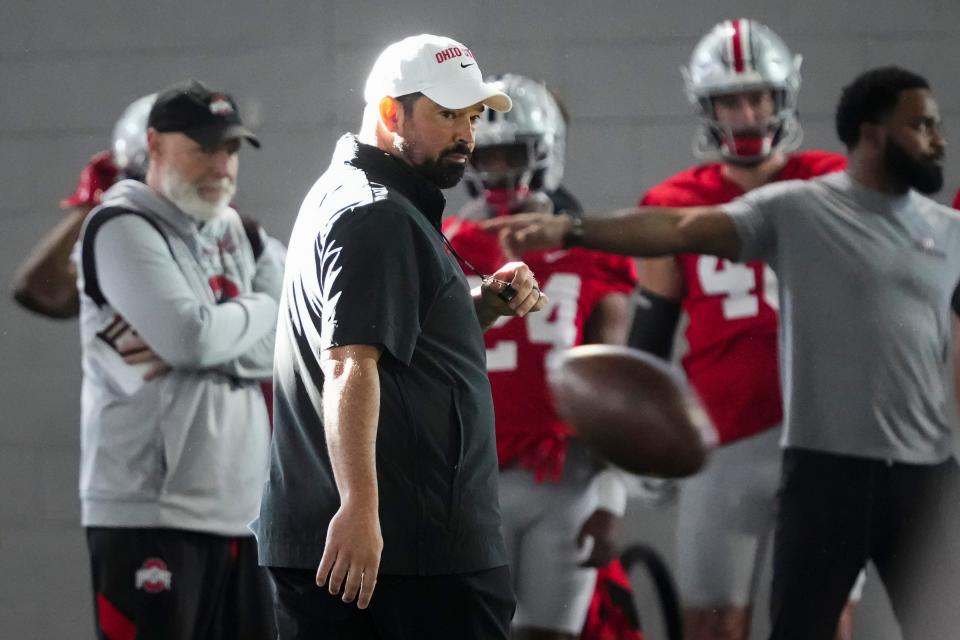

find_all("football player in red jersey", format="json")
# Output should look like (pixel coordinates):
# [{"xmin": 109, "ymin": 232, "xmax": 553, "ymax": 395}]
[
  {"xmin": 11, "ymin": 94, "xmax": 154, "ymax": 318},
  {"xmin": 628, "ymin": 20, "xmax": 858, "ymax": 640},
  {"xmin": 444, "ymin": 74, "xmax": 640, "ymax": 640}
]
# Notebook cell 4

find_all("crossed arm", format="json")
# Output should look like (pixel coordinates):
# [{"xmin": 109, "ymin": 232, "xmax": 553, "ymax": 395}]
[{"xmin": 94, "ymin": 215, "xmax": 279, "ymax": 372}]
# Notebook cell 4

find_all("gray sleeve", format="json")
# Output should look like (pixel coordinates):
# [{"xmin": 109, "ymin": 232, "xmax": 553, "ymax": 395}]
[
  {"xmin": 214, "ymin": 231, "xmax": 287, "ymax": 380},
  {"xmin": 94, "ymin": 215, "xmax": 279, "ymax": 369},
  {"xmin": 720, "ymin": 181, "xmax": 794, "ymax": 263},
  {"xmin": 253, "ymin": 233, "xmax": 286, "ymax": 297}
]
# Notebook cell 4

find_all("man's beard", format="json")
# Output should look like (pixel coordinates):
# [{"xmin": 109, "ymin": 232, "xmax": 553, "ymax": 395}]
[
  {"xmin": 883, "ymin": 137, "xmax": 944, "ymax": 195},
  {"xmin": 398, "ymin": 138, "xmax": 471, "ymax": 189},
  {"xmin": 157, "ymin": 164, "xmax": 235, "ymax": 222}
]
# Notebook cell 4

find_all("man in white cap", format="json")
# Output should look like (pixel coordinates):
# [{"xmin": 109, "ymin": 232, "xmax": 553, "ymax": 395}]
[{"xmin": 254, "ymin": 34, "xmax": 547, "ymax": 639}]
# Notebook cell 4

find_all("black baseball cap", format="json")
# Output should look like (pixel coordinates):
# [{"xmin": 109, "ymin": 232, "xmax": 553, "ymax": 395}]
[{"xmin": 148, "ymin": 80, "xmax": 260, "ymax": 149}]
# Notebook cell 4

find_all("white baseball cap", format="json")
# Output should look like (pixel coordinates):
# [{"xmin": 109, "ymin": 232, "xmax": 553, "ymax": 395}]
[{"xmin": 364, "ymin": 34, "xmax": 512, "ymax": 113}]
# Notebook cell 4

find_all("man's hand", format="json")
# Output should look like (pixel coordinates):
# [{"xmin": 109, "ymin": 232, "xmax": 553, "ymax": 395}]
[
  {"xmin": 316, "ymin": 500, "xmax": 383, "ymax": 609},
  {"xmin": 480, "ymin": 212, "xmax": 572, "ymax": 257},
  {"xmin": 115, "ymin": 331, "xmax": 172, "ymax": 381},
  {"xmin": 577, "ymin": 509, "xmax": 622, "ymax": 568},
  {"xmin": 473, "ymin": 261, "xmax": 548, "ymax": 329}
]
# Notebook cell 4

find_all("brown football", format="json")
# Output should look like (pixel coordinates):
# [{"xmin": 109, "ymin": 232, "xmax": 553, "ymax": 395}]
[{"xmin": 548, "ymin": 345, "xmax": 710, "ymax": 478}]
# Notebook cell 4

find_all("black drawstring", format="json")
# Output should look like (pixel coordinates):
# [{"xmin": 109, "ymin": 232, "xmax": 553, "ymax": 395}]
[
  {"xmin": 438, "ymin": 229, "xmax": 510, "ymax": 287},
  {"xmin": 438, "ymin": 228, "xmax": 519, "ymax": 302}
]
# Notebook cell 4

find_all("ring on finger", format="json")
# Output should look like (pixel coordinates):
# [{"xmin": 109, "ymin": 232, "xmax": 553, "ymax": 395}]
[{"xmin": 498, "ymin": 284, "xmax": 519, "ymax": 303}]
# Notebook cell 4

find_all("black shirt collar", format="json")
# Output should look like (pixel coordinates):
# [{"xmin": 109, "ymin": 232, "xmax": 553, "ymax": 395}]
[{"xmin": 334, "ymin": 134, "xmax": 447, "ymax": 229}]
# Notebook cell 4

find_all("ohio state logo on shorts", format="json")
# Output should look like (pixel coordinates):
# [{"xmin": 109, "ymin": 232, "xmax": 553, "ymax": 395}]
[{"xmin": 135, "ymin": 558, "xmax": 172, "ymax": 593}]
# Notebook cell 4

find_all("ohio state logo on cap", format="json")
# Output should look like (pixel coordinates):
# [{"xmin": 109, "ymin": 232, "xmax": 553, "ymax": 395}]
[
  {"xmin": 135, "ymin": 558, "xmax": 173, "ymax": 593},
  {"xmin": 434, "ymin": 46, "xmax": 475, "ymax": 64},
  {"xmin": 209, "ymin": 95, "xmax": 235, "ymax": 116}
]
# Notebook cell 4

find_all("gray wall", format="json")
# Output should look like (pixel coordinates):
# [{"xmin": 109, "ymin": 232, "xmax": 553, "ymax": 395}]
[{"xmin": 2, "ymin": 1, "xmax": 957, "ymax": 637}]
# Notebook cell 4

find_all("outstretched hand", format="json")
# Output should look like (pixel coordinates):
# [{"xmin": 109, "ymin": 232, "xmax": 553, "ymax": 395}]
[{"xmin": 479, "ymin": 213, "xmax": 572, "ymax": 257}]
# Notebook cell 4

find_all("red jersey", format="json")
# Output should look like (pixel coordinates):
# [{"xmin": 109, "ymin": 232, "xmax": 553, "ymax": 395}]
[
  {"xmin": 953, "ymin": 188, "xmax": 960, "ymax": 210},
  {"xmin": 641, "ymin": 151, "xmax": 846, "ymax": 445},
  {"xmin": 443, "ymin": 217, "xmax": 637, "ymax": 481}
]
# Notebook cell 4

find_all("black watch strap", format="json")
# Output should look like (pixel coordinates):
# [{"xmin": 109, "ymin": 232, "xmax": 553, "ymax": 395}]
[{"xmin": 562, "ymin": 215, "xmax": 585, "ymax": 248}]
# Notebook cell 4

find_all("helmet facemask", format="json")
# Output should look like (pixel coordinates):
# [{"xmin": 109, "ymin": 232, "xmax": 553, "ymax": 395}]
[
  {"xmin": 463, "ymin": 74, "xmax": 566, "ymax": 215},
  {"xmin": 696, "ymin": 88, "xmax": 801, "ymax": 166},
  {"xmin": 468, "ymin": 138, "xmax": 549, "ymax": 210}
]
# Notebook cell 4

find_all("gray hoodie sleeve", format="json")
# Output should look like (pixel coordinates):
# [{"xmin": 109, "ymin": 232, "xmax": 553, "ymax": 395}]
[
  {"xmin": 94, "ymin": 215, "xmax": 279, "ymax": 369},
  {"xmin": 211, "ymin": 231, "xmax": 286, "ymax": 380}
]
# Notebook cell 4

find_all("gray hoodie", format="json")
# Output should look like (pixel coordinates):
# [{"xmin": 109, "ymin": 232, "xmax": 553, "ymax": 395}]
[{"xmin": 78, "ymin": 179, "xmax": 281, "ymax": 535}]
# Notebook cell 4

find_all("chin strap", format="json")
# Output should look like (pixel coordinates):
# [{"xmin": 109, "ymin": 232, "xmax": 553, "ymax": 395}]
[{"xmin": 722, "ymin": 134, "xmax": 774, "ymax": 162}]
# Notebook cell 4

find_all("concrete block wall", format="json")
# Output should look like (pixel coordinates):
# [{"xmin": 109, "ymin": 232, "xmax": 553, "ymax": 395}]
[{"xmin": 2, "ymin": 1, "xmax": 957, "ymax": 637}]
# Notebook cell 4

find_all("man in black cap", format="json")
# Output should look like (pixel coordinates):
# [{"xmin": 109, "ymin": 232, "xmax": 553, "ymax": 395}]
[{"xmin": 77, "ymin": 80, "xmax": 278, "ymax": 640}]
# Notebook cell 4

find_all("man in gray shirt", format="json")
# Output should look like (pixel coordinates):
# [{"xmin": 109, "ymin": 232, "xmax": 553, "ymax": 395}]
[{"xmin": 486, "ymin": 67, "xmax": 960, "ymax": 639}]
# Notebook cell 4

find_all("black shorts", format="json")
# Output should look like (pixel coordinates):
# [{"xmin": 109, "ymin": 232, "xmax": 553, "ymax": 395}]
[
  {"xmin": 267, "ymin": 565, "xmax": 515, "ymax": 640},
  {"xmin": 86, "ymin": 527, "xmax": 274, "ymax": 640}
]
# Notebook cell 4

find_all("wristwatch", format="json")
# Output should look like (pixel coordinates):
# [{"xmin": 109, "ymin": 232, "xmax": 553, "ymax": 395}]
[{"xmin": 562, "ymin": 215, "xmax": 585, "ymax": 248}]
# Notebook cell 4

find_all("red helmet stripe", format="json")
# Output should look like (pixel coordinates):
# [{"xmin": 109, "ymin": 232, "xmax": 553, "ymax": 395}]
[{"xmin": 731, "ymin": 19, "xmax": 746, "ymax": 73}]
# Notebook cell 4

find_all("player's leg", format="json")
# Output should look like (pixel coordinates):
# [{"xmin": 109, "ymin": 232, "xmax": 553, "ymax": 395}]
[
  {"xmin": 498, "ymin": 465, "xmax": 540, "ymax": 612},
  {"xmin": 767, "ymin": 450, "xmax": 870, "ymax": 640},
  {"xmin": 509, "ymin": 445, "xmax": 600, "ymax": 639},
  {"xmin": 86, "ymin": 527, "xmax": 207, "ymax": 640},
  {"xmin": 675, "ymin": 426, "xmax": 782, "ymax": 640},
  {"xmin": 872, "ymin": 458, "xmax": 960, "ymax": 639}
]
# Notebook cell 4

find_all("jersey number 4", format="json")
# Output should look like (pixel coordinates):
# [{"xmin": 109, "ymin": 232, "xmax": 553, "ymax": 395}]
[
  {"xmin": 468, "ymin": 274, "xmax": 581, "ymax": 372},
  {"xmin": 697, "ymin": 257, "xmax": 778, "ymax": 320}
]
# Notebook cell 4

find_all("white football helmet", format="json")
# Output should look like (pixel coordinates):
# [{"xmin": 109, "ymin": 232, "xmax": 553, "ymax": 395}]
[
  {"xmin": 112, "ymin": 93, "xmax": 156, "ymax": 180},
  {"xmin": 464, "ymin": 74, "xmax": 566, "ymax": 207},
  {"xmin": 683, "ymin": 19, "xmax": 802, "ymax": 165}
]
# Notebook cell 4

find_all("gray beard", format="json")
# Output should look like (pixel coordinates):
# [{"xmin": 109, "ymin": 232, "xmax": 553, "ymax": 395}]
[{"xmin": 157, "ymin": 165, "xmax": 235, "ymax": 222}]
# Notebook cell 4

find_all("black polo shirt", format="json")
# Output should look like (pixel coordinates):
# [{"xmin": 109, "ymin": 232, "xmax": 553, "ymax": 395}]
[{"xmin": 254, "ymin": 135, "xmax": 506, "ymax": 576}]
